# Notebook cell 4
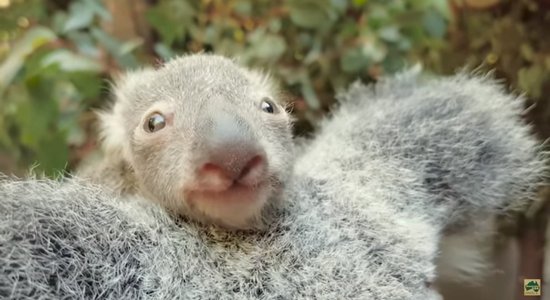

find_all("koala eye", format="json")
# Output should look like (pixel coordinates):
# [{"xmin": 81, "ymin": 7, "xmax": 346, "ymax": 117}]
[
  {"xmin": 144, "ymin": 113, "xmax": 166, "ymax": 133},
  {"xmin": 260, "ymin": 98, "xmax": 278, "ymax": 114}
]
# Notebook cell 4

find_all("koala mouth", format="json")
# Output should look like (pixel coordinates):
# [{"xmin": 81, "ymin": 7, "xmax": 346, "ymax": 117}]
[
  {"xmin": 188, "ymin": 180, "xmax": 267, "ymax": 202},
  {"xmin": 186, "ymin": 155, "xmax": 268, "ymax": 202},
  {"xmin": 182, "ymin": 154, "xmax": 271, "ymax": 227},
  {"xmin": 184, "ymin": 178, "xmax": 270, "ymax": 229}
]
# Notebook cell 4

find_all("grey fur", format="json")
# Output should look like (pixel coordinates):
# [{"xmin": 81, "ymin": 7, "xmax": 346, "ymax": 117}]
[
  {"xmin": 79, "ymin": 54, "xmax": 294, "ymax": 229},
  {"xmin": 0, "ymin": 55, "xmax": 545, "ymax": 299}
]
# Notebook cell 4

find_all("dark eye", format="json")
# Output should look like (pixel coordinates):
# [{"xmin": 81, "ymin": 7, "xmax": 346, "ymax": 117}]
[
  {"xmin": 144, "ymin": 113, "xmax": 166, "ymax": 133},
  {"xmin": 260, "ymin": 98, "xmax": 278, "ymax": 114}
]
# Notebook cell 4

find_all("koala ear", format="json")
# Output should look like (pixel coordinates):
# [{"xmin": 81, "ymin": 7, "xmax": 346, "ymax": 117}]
[
  {"xmin": 97, "ymin": 68, "xmax": 155, "ymax": 162},
  {"xmin": 245, "ymin": 69, "xmax": 283, "ymax": 101},
  {"xmin": 247, "ymin": 69, "xmax": 273, "ymax": 88},
  {"xmin": 97, "ymin": 102, "xmax": 130, "ymax": 160}
]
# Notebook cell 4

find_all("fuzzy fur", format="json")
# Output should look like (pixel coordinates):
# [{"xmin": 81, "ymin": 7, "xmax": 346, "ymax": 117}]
[
  {"xmin": 80, "ymin": 54, "xmax": 294, "ymax": 229},
  {"xmin": 1, "ymin": 56, "xmax": 546, "ymax": 299}
]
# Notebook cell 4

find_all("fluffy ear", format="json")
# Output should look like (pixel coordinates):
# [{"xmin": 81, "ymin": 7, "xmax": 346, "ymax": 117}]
[
  {"xmin": 245, "ymin": 69, "xmax": 282, "ymax": 101},
  {"xmin": 97, "ymin": 102, "xmax": 129, "ymax": 159},
  {"xmin": 97, "ymin": 68, "xmax": 155, "ymax": 162}
]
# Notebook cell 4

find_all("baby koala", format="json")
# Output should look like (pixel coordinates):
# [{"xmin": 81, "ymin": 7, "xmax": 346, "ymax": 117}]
[{"xmin": 80, "ymin": 54, "xmax": 294, "ymax": 229}]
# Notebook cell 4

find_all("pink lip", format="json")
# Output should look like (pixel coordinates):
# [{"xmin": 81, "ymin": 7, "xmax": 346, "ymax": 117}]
[{"xmin": 185, "ymin": 180, "xmax": 266, "ymax": 203}]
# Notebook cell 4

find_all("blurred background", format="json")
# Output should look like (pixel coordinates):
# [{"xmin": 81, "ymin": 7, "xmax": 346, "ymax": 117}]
[{"xmin": 0, "ymin": 0, "xmax": 549, "ymax": 299}]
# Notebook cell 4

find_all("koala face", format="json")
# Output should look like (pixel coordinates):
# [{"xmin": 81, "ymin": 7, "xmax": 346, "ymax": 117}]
[{"xmin": 100, "ymin": 54, "xmax": 294, "ymax": 229}]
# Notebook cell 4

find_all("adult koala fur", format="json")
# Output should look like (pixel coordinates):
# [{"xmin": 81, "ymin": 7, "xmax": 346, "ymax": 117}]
[{"xmin": 0, "ymin": 54, "xmax": 545, "ymax": 299}]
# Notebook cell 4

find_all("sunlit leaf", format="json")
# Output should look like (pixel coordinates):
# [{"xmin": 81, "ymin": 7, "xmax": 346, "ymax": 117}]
[
  {"xmin": 63, "ymin": 0, "xmax": 110, "ymax": 33},
  {"xmin": 287, "ymin": 0, "xmax": 336, "ymax": 29},
  {"xmin": 66, "ymin": 31, "xmax": 101, "ymax": 57},
  {"xmin": 154, "ymin": 43, "xmax": 176, "ymax": 60},
  {"xmin": 0, "ymin": 26, "xmax": 56, "ymax": 91},
  {"xmin": 422, "ymin": 9, "xmax": 447, "ymax": 38},
  {"xmin": 233, "ymin": 0, "xmax": 252, "ymax": 16},
  {"xmin": 91, "ymin": 28, "xmax": 139, "ymax": 68},
  {"xmin": 146, "ymin": 0, "xmax": 195, "ymax": 45},
  {"xmin": 68, "ymin": 72, "xmax": 104, "ymax": 99},
  {"xmin": 42, "ymin": 49, "xmax": 102, "ymax": 72},
  {"xmin": 35, "ymin": 130, "xmax": 69, "ymax": 176},
  {"xmin": 252, "ymin": 34, "xmax": 287, "ymax": 60},
  {"xmin": 16, "ymin": 95, "xmax": 57, "ymax": 149},
  {"xmin": 352, "ymin": 0, "xmax": 368, "ymax": 7},
  {"xmin": 518, "ymin": 65, "xmax": 547, "ymax": 99},
  {"xmin": 300, "ymin": 75, "xmax": 321, "ymax": 110},
  {"xmin": 378, "ymin": 26, "xmax": 401, "ymax": 43},
  {"xmin": 341, "ymin": 47, "xmax": 370, "ymax": 73},
  {"xmin": 63, "ymin": 1, "xmax": 95, "ymax": 32}
]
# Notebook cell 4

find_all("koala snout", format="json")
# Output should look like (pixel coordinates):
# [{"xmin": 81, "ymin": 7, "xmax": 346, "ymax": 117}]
[
  {"xmin": 197, "ymin": 152, "xmax": 266, "ymax": 191},
  {"xmin": 192, "ymin": 113, "xmax": 268, "ymax": 192}
]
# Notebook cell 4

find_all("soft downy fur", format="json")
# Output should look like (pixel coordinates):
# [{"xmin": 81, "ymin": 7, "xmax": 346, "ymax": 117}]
[
  {"xmin": 318, "ymin": 67, "xmax": 546, "ymax": 283},
  {"xmin": 1, "ymin": 56, "xmax": 546, "ymax": 299},
  {"xmin": 79, "ymin": 54, "xmax": 294, "ymax": 230}
]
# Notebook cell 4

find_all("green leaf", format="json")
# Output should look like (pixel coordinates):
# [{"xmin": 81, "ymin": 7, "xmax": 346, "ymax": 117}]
[
  {"xmin": 0, "ymin": 0, "xmax": 46, "ymax": 33},
  {"xmin": 252, "ymin": 34, "xmax": 287, "ymax": 60},
  {"xmin": 397, "ymin": 37, "xmax": 412, "ymax": 51},
  {"xmin": 378, "ymin": 26, "xmax": 401, "ymax": 43},
  {"xmin": 520, "ymin": 44, "xmax": 535, "ymax": 62},
  {"xmin": 35, "ymin": 130, "xmax": 69, "ymax": 177},
  {"xmin": 146, "ymin": 0, "xmax": 195, "ymax": 45},
  {"xmin": 83, "ymin": 0, "xmax": 111, "ymax": 20},
  {"xmin": 41, "ymin": 49, "xmax": 102, "ymax": 72},
  {"xmin": 119, "ymin": 39, "xmax": 144, "ymax": 55},
  {"xmin": 90, "ymin": 28, "xmax": 139, "ymax": 68},
  {"xmin": 16, "ymin": 96, "xmax": 58, "ymax": 149},
  {"xmin": 0, "ymin": 26, "xmax": 56, "ymax": 91},
  {"xmin": 431, "ymin": 0, "xmax": 451, "ymax": 19},
  {"xmin": 63, "ymin": 1, "xmax": 95, "ymax": 32},
  {"xmin": 200, "ymin": 25, "xmax": 220, "ymax": 44},
  {"xmin": 330, "ymin": 0, "xmax": 348, "ymax": 13},
  {"xmin": 286, "ymin": 0, "xmax": 336, "ymax": 29},
  {"xmin": 362, "ymin": 42, "xmax": 387, "ymax": 63},
  {"xmin": 352, "ymin": 0, "xmax": 368, "ymax": 7},
  {"xmin": 66, "ymin": 31, "xmax": 100, "ymax": 57},
  {"xmin": 422, "ymin": 9, "xmax": 447, "ymax": 38},
  {"xmin": 268, "ymin": 19, "xmax": 282, "ymax": 33},
  {"xmin": 300, "ymin": 75, "xmax": 321, "ymax": 110},
  {"xmin": 233, "ymin": 0, "xmax": 253, "ymax": 16},
  {"xmin": 382, "ymin": 50, "xmax": 406, "ymax": 73},
  {"xmin": 518, "ymin": 65, "xmax": 547, "ymax": 98},
  {"xmin": 68, "ymin": 72, "xmax": 104, "ymax": 99},
  {"xmin": 154, "ymin": 43, "xmax": 176, "ymax": 60},
  {"xmin": 63, "ymin": 0, "xmax": 110, "ymax": 33},
  {"xmin": 340, "ymin": 47, "xmax": 370, "ymax": 73}
]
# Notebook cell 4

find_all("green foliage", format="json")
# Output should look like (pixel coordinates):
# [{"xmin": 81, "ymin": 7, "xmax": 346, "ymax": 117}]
[
  {"xmin": 431, "ymin": 0, "xmax": 550, "ymax": 140},
  {"xmin": 0, "ymin": 0, "xmax": 451, "ymax": 176}
]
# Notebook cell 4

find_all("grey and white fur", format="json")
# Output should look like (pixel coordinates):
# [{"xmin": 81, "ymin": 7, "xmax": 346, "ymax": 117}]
[
  {"xmin": 0, "ymin": 54, "xmax": 545, "ymax": 299},
  {"xmin": 80, "ymin": 55, "xmax": 294, "ymax": 230}
]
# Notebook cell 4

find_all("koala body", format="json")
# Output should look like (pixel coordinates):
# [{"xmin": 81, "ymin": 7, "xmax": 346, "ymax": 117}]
[
  {"xmin": 299, "ymin": 68, "xmax": 545, "ymax": 282},
  {"xmin": 1, "ymin": 55, "xmax": 545, "ymax": 299},
  {"xmin": 0, "ymin": 174, "xmax": 440, "ymax": 300}
]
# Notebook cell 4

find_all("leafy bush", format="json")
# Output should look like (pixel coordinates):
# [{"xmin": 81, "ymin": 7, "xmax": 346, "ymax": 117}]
[
  {"xmin": 433, "ymin": 0, "xmax": 550, "ymax": 140},
  {"xmin": 1, "ymin": 0, "xmax": 451, "ymax": 175}
]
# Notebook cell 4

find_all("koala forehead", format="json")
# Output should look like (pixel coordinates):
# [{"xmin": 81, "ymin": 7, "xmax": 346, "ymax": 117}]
[
  {"xmin": 115, "ymin": 54, "xmax": 274, "ymax": 117},
  {"xmin": 100, "ymin": 53, "xmax": 285, "ymax": 158}
]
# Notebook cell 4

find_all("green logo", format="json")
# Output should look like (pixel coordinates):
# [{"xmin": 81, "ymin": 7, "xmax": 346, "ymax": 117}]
[{"xmin": 524, "ymin": 279, "xmax": 541, "ymax": 296}]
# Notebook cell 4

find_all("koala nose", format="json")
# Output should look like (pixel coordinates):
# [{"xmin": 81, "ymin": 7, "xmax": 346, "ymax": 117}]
[
  {"xmin": 198, "ymin": 152, "xmax": 266, "ymax": 191},
  {"xmin": 194, "ymin": 113, "xmax": 268, "ymax": 192}
]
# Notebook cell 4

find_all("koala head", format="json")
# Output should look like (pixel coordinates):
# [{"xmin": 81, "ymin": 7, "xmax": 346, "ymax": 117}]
[{"xmin": 99, "ymin": 54, "xmax": 294, "ymax": 229}]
